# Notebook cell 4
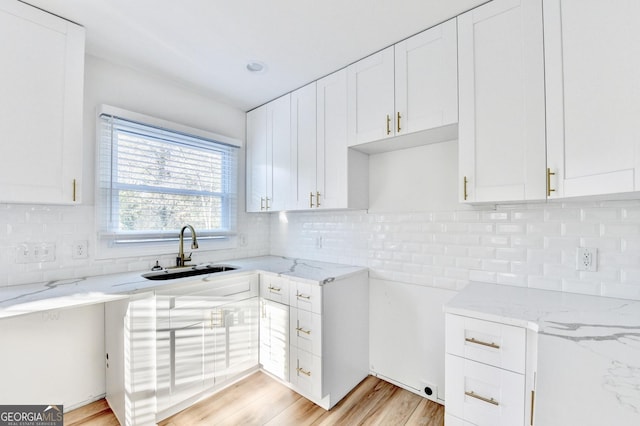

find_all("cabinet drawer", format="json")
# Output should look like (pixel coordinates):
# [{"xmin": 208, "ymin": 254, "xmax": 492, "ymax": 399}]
[
  {"xmin": 446, "ymin": 314, "xmax": 526, "ymax": 373},
  {"xmin": 290, "ymin": 308, "xmax": 322, "ymax": 356},
  {"xmin": 289, "ymin": 281, "xmax": 322, "ymax": 313},
  {"xmin": 260, "ymin": 274, "xmax": 290, "ymax": 304},
  {"xmin": 445, "ymin": 354, "xmax": 525, "ymax": 426},
  {"xmin": 290, "ymin": 346, "xmax": 322, "ymax": 399},
  {"xmin": 445, "ymin": 413, "xmax": 474, "ymax": 426}
]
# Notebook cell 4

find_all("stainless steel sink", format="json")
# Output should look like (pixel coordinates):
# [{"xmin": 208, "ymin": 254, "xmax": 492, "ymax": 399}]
[{"xmin": 142, "ymin": 264, "xmax": 237, "ymax": 280}]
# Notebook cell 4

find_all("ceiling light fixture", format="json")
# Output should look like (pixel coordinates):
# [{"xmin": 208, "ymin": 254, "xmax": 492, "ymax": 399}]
[{"xmin": 246, "ymin": 60, "xmax": 266, "ymax": 73}]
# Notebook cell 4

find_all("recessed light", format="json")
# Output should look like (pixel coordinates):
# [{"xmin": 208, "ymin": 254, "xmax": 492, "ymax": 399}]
[{"xmin": 246, "ymin": 61, "xmax": 266, "ymax": 73}]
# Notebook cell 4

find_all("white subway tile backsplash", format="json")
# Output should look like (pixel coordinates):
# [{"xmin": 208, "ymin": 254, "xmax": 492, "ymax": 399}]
[{"xmin": 267, "ymin": 199, "xmax": 640, "ymax": 301}]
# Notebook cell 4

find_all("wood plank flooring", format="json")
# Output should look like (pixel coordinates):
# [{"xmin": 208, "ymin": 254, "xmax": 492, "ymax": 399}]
[{"xmin": 64, "ymin": 372, "xmax": 444, "ymax": 426}]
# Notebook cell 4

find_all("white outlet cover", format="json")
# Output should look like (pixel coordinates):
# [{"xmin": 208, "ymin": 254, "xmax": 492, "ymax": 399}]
[{"xmin": 576, "ymin": 247, "xmax": 597, "ymax": 272}]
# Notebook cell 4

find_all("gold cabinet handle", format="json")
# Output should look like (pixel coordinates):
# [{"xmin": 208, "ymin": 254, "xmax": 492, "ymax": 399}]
[
  {"xmin": 72, "ymin": 179, "xmax": 77, "ymax": 202},
  {"xmin": 296, "ymin": 367, "xmax": 311, "ymax": 377},
  {"xmin": 316, "ymin": 191, "xmax": 321, "ymax": 208},
  {"xmin": 463, "ymin": 176, "xmax": 469, "ymax": 201},
  {"xmin": 386, "ymin": 114, "xmax": 391, "ymax": 135},
  {"xmin": 265, "ymin": 197, "xmax": 271, "ymax": 210},
  {"xmin": 465, "ymin": 391, "xmax": 499, "ymax": 406},
  {"xmin": 296, "ymin": 326, "xmax": 311, "ymax": 335},
  {"xmin": 296, "ymin": 292, "xmax": 311, "ymax": 300},
  {"xmin": 260, "ymin": 197, "xmax": 265, "ymax": 211},
  {"xmin": 530, "ymin": 390, "xmax": 535, "ymax": 425},
  {"xmin": 547, "ymin": 168, "xmax": 556, "ymax": 197},
  {"xmin": 397, "ymin": 112, "xmax": 402, "ymax": 133},
  {"xmin": 309, "ymin": 192, "xmax": 315, "ymax": 208},
  {"xmin": 267, "ymin": 286, "xmax": 281, "ymax": 293},
  {"xmin": 465, "ymin": 337, "xmax": 500, "ymax": 350}
]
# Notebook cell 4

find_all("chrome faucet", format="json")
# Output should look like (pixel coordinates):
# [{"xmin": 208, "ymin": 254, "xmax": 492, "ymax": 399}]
[{"xmin": 177, "ymin": 224, "xmax": 198, "ymax": 267}]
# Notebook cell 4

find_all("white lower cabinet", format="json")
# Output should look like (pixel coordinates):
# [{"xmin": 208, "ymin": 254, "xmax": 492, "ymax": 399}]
[
  {"xmin": 445, "ymin": 313, "xmax": 536, "ymax": 426},
  {"xmin": 259, "ymin": 271, "xmax": 369, "ymax": 410},
  {"xmin": 106, "ymin": 273, "xmax": 259, "ymax": 425},
  {"xmin": 259, "ymin": 298, "xmax": 289, "ymax": 381}
]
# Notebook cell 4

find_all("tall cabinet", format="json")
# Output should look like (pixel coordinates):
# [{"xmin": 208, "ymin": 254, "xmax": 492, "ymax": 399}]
[
  {"xmin": 246, "ymin": 94, "xmax": 291, "ymax": 212},
  {"xmin": 544, "ymin": 0, "xmax": 640, "ymax": 198},
  {"xmin": 0, "ymin": 0, "xmax": 85, "ymax": 204},
  {"xmin": 457, "ymin": 0, "xmax": 546, "ymax": 203}
]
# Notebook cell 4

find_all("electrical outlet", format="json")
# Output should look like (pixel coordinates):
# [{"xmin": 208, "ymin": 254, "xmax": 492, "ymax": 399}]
[
  {"xmin": 576, "ymin": 247, "xmax": 597, "ymax": 272},
  {"xmin": 34, "ymin": 243, "xmax": 56, "ymax": 262},
  {"xmin": 15, "ymin": 243, "xmax": 55, "ymax": 263},
  {"xmin": 316, "ymin": 236, "xmax": 323, "ymax": 249},
  {"xmin": 72, "ymin": 240, "xmax": 89, "ymax": 259}
]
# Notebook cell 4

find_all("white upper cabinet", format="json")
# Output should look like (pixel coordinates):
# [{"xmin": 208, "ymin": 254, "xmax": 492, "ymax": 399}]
[
  {"xmin": 289, "ymin": 70, "xmax": 368, "ymax": 211},
  {"xmin": 316, "ymin": 69, "xmax": 368, "ymax": 210},
  {"xmin": 347, "ymin": 46, "xmax": 395, "ymax": 148},
  {"xmin": 457, "ymin": 0, "xmax": 546, "ymax": 203},
  {"xmin": 0, "ymin": 0, "xmax": 85, "ymax": 204},
  {"xmin": 290, "ymin": 82, "xmax": 318, "ymax": 210},
  {"xmin": 347, "ymin": 19, "xmax": 458, "ymax": 154},
  {"xmin": 544, "ymin": 0, "xmax": 640, "ymax": 198},
  {"xmin": 394, "ymin": 19, "xmax": 458, "ymax": 137},
  {"xmin": 246, "ymin": 94, "xmax": 291, "ymax": 212}
]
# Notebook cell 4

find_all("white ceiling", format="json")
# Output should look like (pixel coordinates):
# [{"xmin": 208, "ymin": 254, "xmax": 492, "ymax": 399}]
[{"xmin": 23, "ymin": 0, "xmax": 486, "ymax": 111}]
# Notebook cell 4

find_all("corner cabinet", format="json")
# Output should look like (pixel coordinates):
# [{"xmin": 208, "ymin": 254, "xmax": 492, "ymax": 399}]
[
  {"xmin": 347, "ymin": 18, "xmax": 458, "ymax": 153},
  {"xmin": 457, "ymin": 0, "xmax": 546, "ymax": 203},
  {"xmin": 0, "ymin": 0, "xmax": 85, "ymax": 204},
  {"xmin": 544, "ymin": 0, "xmax": 640, "ymax": 198},
  {"xmin": 246, "ymin": 94, "xmax": 291, "ymax": 212},
  {"xmin": 445, "ymin": 313, "xmax": 537, "ymax": 426},
  {"xmin": 258, "ymin": 271, "xmax": 369, "ymax": 410},
  {"xmin": 290, "ymin": 70, "xmax": 368, "ymax": 211}
]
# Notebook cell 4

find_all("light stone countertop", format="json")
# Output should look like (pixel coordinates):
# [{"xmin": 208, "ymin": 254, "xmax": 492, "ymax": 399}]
[
  {"xmin": 0, "ymin": 256, "xmax": 366, "ymax": 319},
  {"xmin": 445, "ymin": 281, "xmax": 640, "ymax": 425}
]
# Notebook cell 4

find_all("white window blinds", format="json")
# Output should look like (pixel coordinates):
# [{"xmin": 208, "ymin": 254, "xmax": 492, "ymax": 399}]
[{"xmin": 97, "ymin": 106, "xmax": 239, "ymax": 244}]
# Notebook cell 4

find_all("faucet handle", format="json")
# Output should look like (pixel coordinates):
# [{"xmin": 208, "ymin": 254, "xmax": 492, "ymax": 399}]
[{"xmin": 185, "ymin": 252, "xmax": 193, "ymax": 262}]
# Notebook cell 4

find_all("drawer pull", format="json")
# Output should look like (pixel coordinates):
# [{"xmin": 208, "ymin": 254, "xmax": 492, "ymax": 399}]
[
  {"xmin": 296, "ymin": 326, "xmax": 311, "ymax": 335},
  {"xmin": 465, "ymin": 391, "xmax": 499, "ymax": 406},
  {"xmin": 268, "ymin": 286, "xmax": 281, "ymax": 293},
  {"xmin": 465, "ymin": 337, "xmax": 500, "ymax": 350},
  {"xmin": 296, "ymin": 367, "xmax": 311, "ymax": 377},
  {"xmin": 296, "ymin": 293, "xmax": 311, "ymax": 300}
]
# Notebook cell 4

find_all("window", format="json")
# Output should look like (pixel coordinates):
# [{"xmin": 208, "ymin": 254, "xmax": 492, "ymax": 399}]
[{"xmin": 97, "ymin": 105, "xmax": 239, "ymax": 253}]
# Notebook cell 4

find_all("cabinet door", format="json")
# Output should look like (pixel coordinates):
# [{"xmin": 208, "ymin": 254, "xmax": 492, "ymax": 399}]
[
  {"xmin": 347, "ymin": 46, "xmax": 395, "ymax": 146},
  {"xmin": 268, "ymin": 94, "xmax": 292, "ymax": 211},
  {"xmin": 291, "ymin": 83, "xmax": 317, "ymax": 210},
  {"xmin": 211, "ymin": 297, "xmax": 258, "ymax": 383},
  {"xmin": 544, "ymin": 0, "xmax": 640, "ymax": 198},
  {"xmin": 317, "ymin": 69, "xmax": 348, "ymax": 210},
  {"xmin": 246, "ymin": 105, "xmax": 268, "ymax": 212},
  {"xmin": 395, "ymin": 18, "xmax": 458, "ymax": 135},
  {"xmin": 458, "ymin": 0, "xmax": 546, "ymax": 203},
  {"xmin": 259, "ymin": 298, "xmax": 289, "ymax": 380},
  {"xmin": 0, "ymin": 1, "xmax": 84, "ymax": 204}
]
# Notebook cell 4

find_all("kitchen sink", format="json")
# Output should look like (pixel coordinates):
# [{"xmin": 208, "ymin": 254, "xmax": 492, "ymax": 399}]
[{"xmin": 142, "ymin": 264, "xmax": 237, "ymax": 280}]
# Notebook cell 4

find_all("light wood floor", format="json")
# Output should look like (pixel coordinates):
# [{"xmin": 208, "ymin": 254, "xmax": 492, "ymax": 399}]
[{"xmin": 64, "ymin": 372, "xmax": 444, "ymax": 426}]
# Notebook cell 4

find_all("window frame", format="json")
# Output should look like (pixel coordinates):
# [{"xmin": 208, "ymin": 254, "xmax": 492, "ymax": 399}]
[{"xmin": 95, "ymin": 104, "xmax": 241, "ymax": 259}]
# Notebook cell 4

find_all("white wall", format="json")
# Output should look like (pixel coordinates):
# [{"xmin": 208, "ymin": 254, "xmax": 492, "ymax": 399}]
[{"xmin": 0, "ymin": 55, "xmax": 271, "ymax": 410}]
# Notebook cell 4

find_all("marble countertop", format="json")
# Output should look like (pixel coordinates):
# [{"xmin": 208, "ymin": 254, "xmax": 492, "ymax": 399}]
[
  {"xmin": 0, "ymin": 256, "xmax": 366, "ymax": 319},
  {"xmin": 445, "ymin": 282, "xmax": 640, "ymax": 424}
]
